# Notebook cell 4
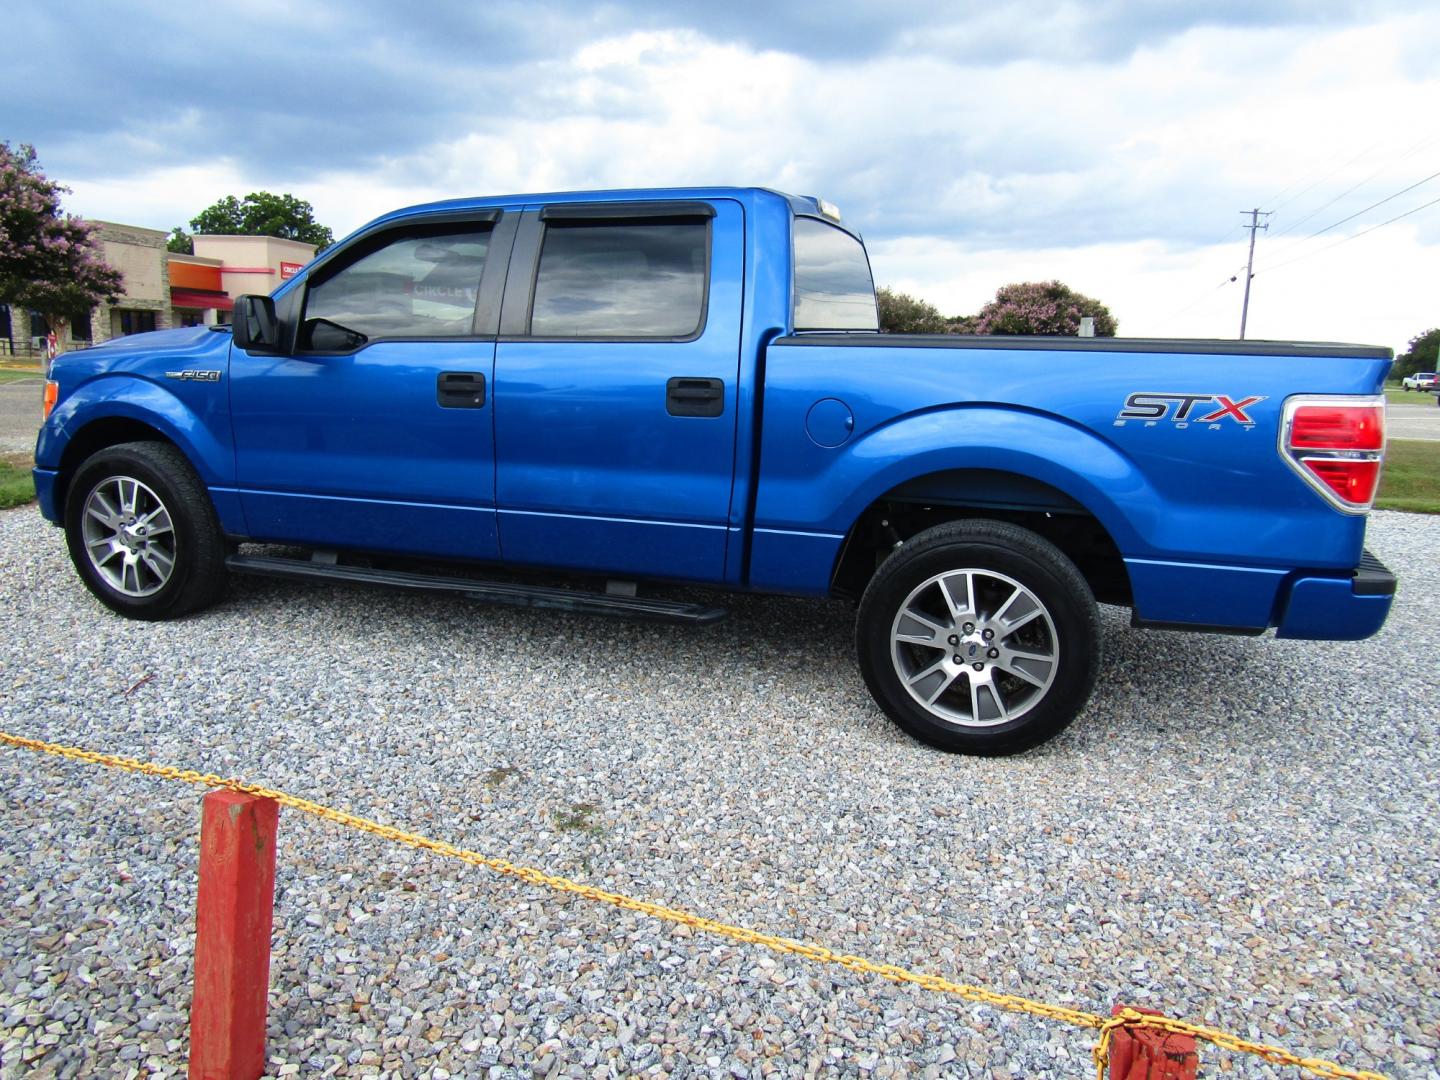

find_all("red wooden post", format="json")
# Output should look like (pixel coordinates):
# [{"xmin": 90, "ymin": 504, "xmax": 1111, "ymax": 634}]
[
  {"xmin": 1109, "ymin": 1004, "xmax": 1200, "ymax": 1080},
  {"xmin": 189, "ymin": 791, "xmax": 279, "ymax": 1080}
]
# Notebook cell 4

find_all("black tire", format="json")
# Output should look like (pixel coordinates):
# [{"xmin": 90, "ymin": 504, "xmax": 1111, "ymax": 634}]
[
  {"xmin": 64, "ymin": 441, "xmax": 228, "ymax": 620},
  {"xmin": 855, "ymin": 519, "xmax": 1100, "ymax": 756}
]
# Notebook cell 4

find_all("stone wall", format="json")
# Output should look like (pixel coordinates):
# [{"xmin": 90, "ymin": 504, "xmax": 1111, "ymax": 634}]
[{"xmin": 90, "ymin": 221, "xmax": 171, "ymax": 344}]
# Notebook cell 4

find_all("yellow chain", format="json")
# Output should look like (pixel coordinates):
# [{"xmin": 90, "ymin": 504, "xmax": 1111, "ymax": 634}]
[{"xmin": 0, "ymin": 730, "xmax": 1387, "ymax": 1080}]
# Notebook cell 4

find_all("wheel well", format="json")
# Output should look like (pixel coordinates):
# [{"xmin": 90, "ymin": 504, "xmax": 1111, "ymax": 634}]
[
  {"xmin": 56, "ymin": 418, "xmax": 177, "ymax": 512},
  {"xmin": 831, "ymin": 469, "xmax": 1132, "ymax": 606}
]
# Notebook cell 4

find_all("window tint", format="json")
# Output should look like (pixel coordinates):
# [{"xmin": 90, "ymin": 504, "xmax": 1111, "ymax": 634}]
[
  {"xmin": 305, "ymin": 229, "xmax": 490, "ymax": 340},
  {"xmin": 530, "ymin": 221, "xmax": 707, "ymax": 338},
  {"xmin": 793, "ymin": 218, "xmax": 878, "ymax": 331}
]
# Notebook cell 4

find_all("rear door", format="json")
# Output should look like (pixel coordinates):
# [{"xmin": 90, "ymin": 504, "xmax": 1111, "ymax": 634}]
[
  {"xmin": 230, "ymin": 211, "xmax": 515, "ymax": 559},
  {"xmin": 492, "ymin": 199, "xmax": 744, "ymax": 582}
]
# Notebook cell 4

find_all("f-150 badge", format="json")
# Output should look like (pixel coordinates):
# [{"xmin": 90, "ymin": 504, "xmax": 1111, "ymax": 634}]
[
  {"xmin": 164, "ymin": 370, "xmax": 222, "ymax": 382},
  {"xmin": 1115, "ymin": 392, "xmax": 1265, "ymax": 428}
]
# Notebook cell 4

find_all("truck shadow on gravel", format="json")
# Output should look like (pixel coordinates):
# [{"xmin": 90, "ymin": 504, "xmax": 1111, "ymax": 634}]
[{"xmin": 224, "ymin": 570, "xmax": 1298, "ymax": 761}]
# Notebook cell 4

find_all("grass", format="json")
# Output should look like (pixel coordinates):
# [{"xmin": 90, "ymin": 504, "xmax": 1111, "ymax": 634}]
[
  {"xmin": 0, "ymin": 368, "xmax": 43, "ymax": 385},
  {"xmin": 0, "ymin": 455, "xmax": 34, "ymax": 509},
  {"xmin": 1377, "ymin": 438, "xmax": 1440, "ymax": 513},
  {"xmin": 1387, "ymin": 390, "xmax": 1438, "ymax": 405},
  {"xmin": 552, "ymin": 802, "xmax": 603, "ymax": 835}
]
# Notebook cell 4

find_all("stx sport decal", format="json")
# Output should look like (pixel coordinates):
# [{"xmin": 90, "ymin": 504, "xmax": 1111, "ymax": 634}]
[{"xmin": 1114, "ymin": 392, "xmax": 1266, "ymax": 429}]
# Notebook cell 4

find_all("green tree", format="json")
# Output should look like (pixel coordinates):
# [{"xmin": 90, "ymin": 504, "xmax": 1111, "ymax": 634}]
[
  {"xmin": 972, "ymin": 280, "xmax": 1117, "ymax": 336},
  {"xmin": 1395, "ymin": 328, "xmax": 1439, "ymax": 380},
  {"xmin": 170, "ymin": 192, "xmax": 334, "ymax": 254},
  {"xmin": 0, "ymin": 142, "xmax": 124, "ymax": 352},
  {"xmin": 166, "ymin": 227, "xmax": 193, "ymax": 254},
  {"xmin": 876, "ymin": 287, "xmax": 950, "ymax": 334}
]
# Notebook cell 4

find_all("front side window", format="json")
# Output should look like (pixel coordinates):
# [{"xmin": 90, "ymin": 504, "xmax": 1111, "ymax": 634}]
[
  {"xmin": 793, "ymin": 217, "xmax": 878, "ymax": 331},
  {"xmin": 530, "ymin": 220, "xmax": 707, "ymax": 338},
  {"xmin": 305, "ymin": 228, "xmax": 491, "ymax": 341}
]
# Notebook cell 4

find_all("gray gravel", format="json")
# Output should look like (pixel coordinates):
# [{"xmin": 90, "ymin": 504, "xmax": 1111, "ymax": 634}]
[{"xmin": 1, "ymin": 506, "xmax": 1436, "ymax": 1079}]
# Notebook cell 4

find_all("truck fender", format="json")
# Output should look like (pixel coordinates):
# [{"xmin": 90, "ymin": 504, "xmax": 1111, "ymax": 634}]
[
  {"xmin": 759, "ymin": 404, "xmax": 1159, "ymax": 554},
  {"xmin": 39, "ymin": 374, "xmax": 234, "ymax": 487}
]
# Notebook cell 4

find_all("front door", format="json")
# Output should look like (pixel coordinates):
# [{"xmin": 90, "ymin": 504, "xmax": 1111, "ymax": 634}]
[
  {"xmin": 230, "ymin": 212, "xmax": 514, "ymax": 560},
  {"xmin": 492, "ymin": 200, "xmax": 744, "ymax": 583}
]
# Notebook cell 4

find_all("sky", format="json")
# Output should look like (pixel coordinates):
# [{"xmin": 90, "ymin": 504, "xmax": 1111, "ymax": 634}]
[{"xmin": 5, "ymin": 0, "xmax": 1439, "ymax": 353}]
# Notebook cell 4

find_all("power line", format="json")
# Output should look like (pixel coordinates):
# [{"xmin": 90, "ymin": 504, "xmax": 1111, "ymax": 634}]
[
  {"xmin": 1160, "ymin": 141, "xmax": 1440, "ymax": 332},
  {"xmin": 1269, "ymin": 133, "xmax": 1440, "ymax": 240},
  {"xmin": 1254, "ymin": 168, "xmax": 1440, "ymax": 269},
  {"xmin": 1270, "ymin": 172, "xmax": 1383, "ymax": 240},
  {"xmin": 1255, "ymin": 192, "xmax": 1440, "ymax": 276},
  {"xmin": 1264, "ymin": 142, "xmax": 1382, "ymax": 214},
  {"xmin": 1154, "ymin": 267, "xmax": 1248, "ymax": 327}
]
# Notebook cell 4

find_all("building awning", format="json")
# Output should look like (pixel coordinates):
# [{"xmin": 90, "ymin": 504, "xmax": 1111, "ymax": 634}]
[{"xmin": 171, "ymin": 289, "xmax": 234, "ymax": 312}]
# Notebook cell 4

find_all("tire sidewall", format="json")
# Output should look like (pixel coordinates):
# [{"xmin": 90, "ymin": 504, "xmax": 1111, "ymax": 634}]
[
  {"xmin": 64, "ymin": 445, "xmax": 208, "ymax": 619},
  {"xmin": 857, "ymin": 528, "xmax": 1099, "ymax": 755}
]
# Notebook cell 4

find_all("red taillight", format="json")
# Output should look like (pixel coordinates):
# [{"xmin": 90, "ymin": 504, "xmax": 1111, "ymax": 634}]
[
  {"xmin": 1300, "ymin": 457, "xmax": 1382, "ymax": 505},
  {"xmin": 1289, "ymin": 405, "xmax": 1384, "ymax": 451},
  {"xmin": 1280, "ymin": 396, "xmax": 1386, "ymax": 513}
]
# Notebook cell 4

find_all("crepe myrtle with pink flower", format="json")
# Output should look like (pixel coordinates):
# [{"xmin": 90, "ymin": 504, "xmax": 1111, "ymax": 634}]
[
  {"xmin": 973, "ymin": 280, "xmax": 1117, "ymax": 336},
  {"xmin": 0, "ymin": 142, "xmax": 124, "ymax": 350}
]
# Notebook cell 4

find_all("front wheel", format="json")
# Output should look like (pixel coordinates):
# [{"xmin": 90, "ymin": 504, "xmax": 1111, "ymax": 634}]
[
  {"xmin": 856, "ymin": 520, "xmax": 1101, "ymax": 755},
  {"xmin": 64, "ymin": 441, "xmax": 228, "ymax": 620}
]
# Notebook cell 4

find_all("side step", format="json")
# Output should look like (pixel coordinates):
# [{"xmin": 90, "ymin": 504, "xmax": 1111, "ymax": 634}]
[{"xmin": 225, "ymin": 554, "xmax": 728, "ymax": 625}]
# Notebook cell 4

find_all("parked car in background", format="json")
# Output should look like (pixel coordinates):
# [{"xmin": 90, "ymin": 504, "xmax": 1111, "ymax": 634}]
[{"xmin": 1401, "ymin": 372, "xmax": 1437, "ymax": 390}]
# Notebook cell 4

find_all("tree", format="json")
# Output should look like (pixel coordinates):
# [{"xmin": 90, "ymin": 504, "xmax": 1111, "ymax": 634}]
[
  {"xmin": 166, "ymin": 227, "xmax": 194, "ymax": 254},
  {"xmin": 877, "ymin": 287, "xmax": 951, "ymax": 334},
  {"xmin": 970, "ymin": 280, "xmax": 1117, "ymax": 336},
  {"xmin": 0, "ymin": 142, "xmax": 124, "ymax": 351},
  {"xmin": 169, "ymin": 192, "xmax": 334, "ymax": 254},
  {"xmin": 1395, "ymin": 328, "xmax": 1439, "ymax": 380}
]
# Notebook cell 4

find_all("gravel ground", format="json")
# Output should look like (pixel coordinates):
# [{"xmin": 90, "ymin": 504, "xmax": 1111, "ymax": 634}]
[{"xmin": 0, "ymin": 506, "xmax": 1436, "ymax": 1079}]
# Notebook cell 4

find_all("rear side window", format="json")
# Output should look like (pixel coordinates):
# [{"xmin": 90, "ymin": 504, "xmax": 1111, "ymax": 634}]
[
  {"xmin": 793, "ymin": 217, "xmax": 878, "ymax": 331},
  {"xmin": 305, "ymin": 228, "xmax": 491, "ymax": 339},
  {"xmin": 530, "ymin": 221, "xmax": 708, "ymax": 338}
]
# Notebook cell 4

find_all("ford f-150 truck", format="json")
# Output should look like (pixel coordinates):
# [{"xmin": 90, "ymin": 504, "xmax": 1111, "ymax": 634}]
[{"xmin": 33, "ymin": 187, "xmax": 1397, "ymax": 755}]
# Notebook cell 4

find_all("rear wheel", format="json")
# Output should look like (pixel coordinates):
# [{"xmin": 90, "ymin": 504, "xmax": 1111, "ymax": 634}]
[
  {"xmin": 64, "ymin": 442, "xmax": 228, "ymax": 620},
  {"xmin": 856, "ymin": 519, "xmax": 1101, "ymax": 755}
]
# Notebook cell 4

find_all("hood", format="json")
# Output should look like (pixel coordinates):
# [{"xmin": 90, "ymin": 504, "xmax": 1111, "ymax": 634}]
[
  {"xmin": 49, "ymin": 325, "xmax": 233, "ymax": 385},
  {"xmin": 83, "ymin": 324, "xmax": 229, "ymax": 357}
]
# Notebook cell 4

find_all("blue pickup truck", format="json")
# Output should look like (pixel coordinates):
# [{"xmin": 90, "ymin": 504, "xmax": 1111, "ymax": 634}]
[{"xmin": 33, "ymin": 187, "xmax": 1396, "ymax": 754}]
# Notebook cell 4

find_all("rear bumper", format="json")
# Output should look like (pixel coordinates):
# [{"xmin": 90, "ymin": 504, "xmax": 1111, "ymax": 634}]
[{"xmin": 1274, "ymin": 549, "xmax": 1395, "ymax": 640}]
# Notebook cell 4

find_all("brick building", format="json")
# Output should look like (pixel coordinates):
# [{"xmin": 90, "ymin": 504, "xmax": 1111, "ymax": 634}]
[{"xmin": 1, "ymin": 226, "xmax": 316, "ymax": 356}]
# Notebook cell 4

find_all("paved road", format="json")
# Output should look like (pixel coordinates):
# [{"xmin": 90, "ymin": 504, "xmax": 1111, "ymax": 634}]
[
  {"xmin": 0, "ymin": 378, "xmax": 42, "ymax": 456},
  {"xmin": 1388, "ymin": 399, "xmax": 1440, "ymax": 441}
]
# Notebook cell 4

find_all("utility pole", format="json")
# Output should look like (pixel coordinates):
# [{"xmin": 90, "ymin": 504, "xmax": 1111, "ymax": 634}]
[{"xmin": 1238, "ymin": 208, "xmax": 1269, "ymax": 340}]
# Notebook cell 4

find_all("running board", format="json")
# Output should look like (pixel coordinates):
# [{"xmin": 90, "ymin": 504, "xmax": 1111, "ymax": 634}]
[{"xmin": 225, "ymin": 554, "xmax": 728, "ymax": 625}]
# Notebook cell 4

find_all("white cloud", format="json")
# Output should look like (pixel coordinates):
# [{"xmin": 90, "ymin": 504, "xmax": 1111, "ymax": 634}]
[
  {"xmin": 50, "ymin": 8, "xmax": 1440, "ymax": 353},
  {"xmin": 871, "ymin": 223, "xmax": 1437, "ymax": 352}
]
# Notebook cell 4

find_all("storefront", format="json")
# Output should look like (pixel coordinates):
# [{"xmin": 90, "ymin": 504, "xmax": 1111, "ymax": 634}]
[{"xmin": 2, "ymin": 224, "xmax": 317, "ymax": 356}]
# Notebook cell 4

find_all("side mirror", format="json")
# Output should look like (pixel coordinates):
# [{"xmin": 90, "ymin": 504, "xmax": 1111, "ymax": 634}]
[{"xmin": 232, "ymin": 295, "xmax": 280, "ymax": 352}]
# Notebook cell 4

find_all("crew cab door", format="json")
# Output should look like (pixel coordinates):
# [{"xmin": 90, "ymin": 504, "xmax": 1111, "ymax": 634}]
[
  {"xmin": 229, "ymin": 211, "xmax": 515, "ymax": 559},
  {"xmin": 492, "ymin": 200, "xmax": 744, "ymax": 582}
]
